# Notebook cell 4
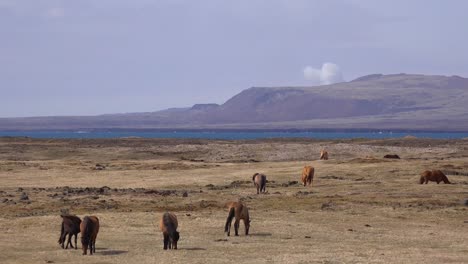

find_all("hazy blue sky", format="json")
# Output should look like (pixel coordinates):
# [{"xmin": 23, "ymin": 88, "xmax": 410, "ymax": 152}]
[{"xmin": 1, "ymin": 0, "xmax": 467, "ymax": 117}]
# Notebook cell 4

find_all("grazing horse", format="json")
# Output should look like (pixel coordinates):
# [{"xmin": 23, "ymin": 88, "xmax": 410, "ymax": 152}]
[
  {"xmin": 420, "ymin": 170, "xmax": 451, "ymax": 184},
  {"xmin": 384, "ymin": 154, "xmax": 400, "ymax": 159},
  {"xmin": 252, "ymin": 173, "xmax": 267, "ymax": 194},
  {"xmin": 80, "ymin": 216, "xmax": 100, "ymax": 255},
  {"xmin": 301, "ymin": 166, "xmax": 314, "ymax": 186},
  {"xmin": 58, "ymin": 215, "xmax": 81, "ymax": 249},
  {"xmin": 224, "ymin": 201, "xmax": 250, "ymax": 236},
  {"xmin": 159, "ymin": 212, "xmax": 179, "ymax": 250},
  {"xmin": 320, "ymin": 149, "xmax": 328, "ymax": 160}
]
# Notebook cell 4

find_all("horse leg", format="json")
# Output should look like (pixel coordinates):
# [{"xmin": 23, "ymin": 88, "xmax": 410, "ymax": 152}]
[
  {"xmin": 234, "ymin": 219, "xmax": 240, "ymax": 236},
  {"xmin": 163, "ymin": 234, "xmax": 169, "ymax": 250},
  {"xmin": 88, "ymin": 237, "xmax": 94, "ymax": 255},
  {"xmin": 59, "ymin": 233, "xmax": 66, "ymax": 249},
  {"xmin": 92, "ymin": 237, "xmax": 96, "ymax": 253},
  {"xmin": 74, "ymin": 233, "xmax": 78, "ymax": 250},
  {"xmin": 82, "ymin": 242, "xmax": 87, "ymax": 255},
  {"xmin": 66, "ymin": 233, "xmax": 72, "ymax": 249},
  {"xmin": 69, "ymin": 234, "xmax": 75, "ymax": 249}
]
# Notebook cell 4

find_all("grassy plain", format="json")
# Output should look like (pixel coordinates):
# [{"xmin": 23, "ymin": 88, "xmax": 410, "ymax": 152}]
[{"xmin": 0, "ymin": 137, "xmax": 467, "ymax": 263}]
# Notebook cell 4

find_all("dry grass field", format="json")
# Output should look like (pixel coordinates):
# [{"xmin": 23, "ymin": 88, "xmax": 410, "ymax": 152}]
[{"xmin": 0, "ymin": 137, "xmax": 467, "ymax": 263}]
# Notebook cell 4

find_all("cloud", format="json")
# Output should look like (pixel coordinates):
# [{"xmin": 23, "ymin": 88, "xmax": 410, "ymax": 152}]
[{"xmin": 303, "ymin": 63, "xmax": 344, "ymax": 85}]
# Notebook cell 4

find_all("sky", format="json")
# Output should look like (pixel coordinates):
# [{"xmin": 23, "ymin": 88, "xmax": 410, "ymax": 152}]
[{"xmin": 1, "ymin": 0, "xmax": 467, "ymax": 117}]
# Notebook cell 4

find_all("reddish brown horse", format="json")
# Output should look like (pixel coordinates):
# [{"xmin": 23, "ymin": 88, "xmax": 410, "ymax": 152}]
[
  {"xmin": 58, "ymin": 215, "xmax": 81, "ymax": 249},
  {"xmin": 159, "ymin": 212, "xmax": 179, "ymax": 250},
  {"xmin": 420, "ymin": 170, "xmax": 451, "ymax": 184},
  {"xmin": 252, "ymin": 173, "xmax": 267, "ymax": 194},
  {"xmin": 225, "ymin": 201, "xmax": 250, "ymax": 236},
  {"xmin": 301, "ymin": 166, "xmax": 314, "ymax": 186},
  {"xmin": 80, "ymin": 216, "xmax": 100, "ymax": 255}
]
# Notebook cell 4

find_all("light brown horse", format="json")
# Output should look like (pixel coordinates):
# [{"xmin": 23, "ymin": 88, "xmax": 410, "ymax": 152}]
[
  {"xmin": 159, "ymin": 212, "xmax": 179, "ymax": 250},
  {"xmin": 225, "ymin": 201, "xmax": 250, "ymax": 236},
  {"xmin": 320, "ymin": 149, "xmax": 328, "ymax": 160},
  {"xmin": 58, "ymin": 215, "xmax": 81, "ymax": 249},
  {"xmin": 80, "ymin": 216, "xmax": 99, "ymax": 255},
  {"xmin": 252, "ymin": 173, "xmax": 266, "ymax": 194},
  {"xmin": 301, "ymin": 166, "xmax": 314, "ymax": 186},
  {"xmin": 420, "ymin": 170, "xmax": 451, "ymax": 184}
]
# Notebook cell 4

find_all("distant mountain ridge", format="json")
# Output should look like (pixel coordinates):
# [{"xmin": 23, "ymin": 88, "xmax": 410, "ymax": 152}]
[{"xmin": 1, "ymin": 73, "xmax": 468, "ymax": 131}]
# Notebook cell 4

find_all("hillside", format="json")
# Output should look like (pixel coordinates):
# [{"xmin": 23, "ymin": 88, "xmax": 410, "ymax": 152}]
[{"xmin": 1, "ymin": 73, "xmax": 468, "ymax": 131}]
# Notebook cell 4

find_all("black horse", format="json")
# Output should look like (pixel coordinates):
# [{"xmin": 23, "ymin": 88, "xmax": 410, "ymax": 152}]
[{"xmin": 58, "ymin": 215, "xmax": 82, "ymax": 249}]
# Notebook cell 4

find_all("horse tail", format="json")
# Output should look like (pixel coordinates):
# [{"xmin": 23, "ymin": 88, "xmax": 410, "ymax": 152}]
[
  {"xmin": 81, "ymin": 217, "xmax": 91, "ymax": 245},
  {"xmin": 224, "ymin": 207, "xmax": 235, "ymax": 233}
]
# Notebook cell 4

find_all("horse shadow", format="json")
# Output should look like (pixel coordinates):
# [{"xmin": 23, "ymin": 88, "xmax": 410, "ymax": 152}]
[
  {"xmin": 249, "ymin": 232, "xmax": 272, "ymax": 237},
  {"xmin": 98, "ymin": 249, "xmax": 128, "ymax": 256},
  {"xmin": 180, "ymin": 247, "xmax": 206, "ymax": 251}
]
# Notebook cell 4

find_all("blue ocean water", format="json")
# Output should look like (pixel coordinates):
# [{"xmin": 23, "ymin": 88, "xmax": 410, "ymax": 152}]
[{"xmin": 0, "ymin": 130, "xmax": 467, "ymax": 140}]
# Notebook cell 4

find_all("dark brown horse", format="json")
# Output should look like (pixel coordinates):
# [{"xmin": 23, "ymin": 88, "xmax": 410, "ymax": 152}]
[
  {"xmin": 58, "ymin": 215, "xmax": 82, "ymax": 249},
  {"xmin": 384, "ymin": 154, "xmax": 400, "ymax": 159},
  {"xmin": 80, "ymin": 216, "xmax": 100, "ymax": 255},
  {"xmin": 224, "ymin": 201, "xmax": 250, "ymax": 236},
  {"xmin": 252, "ymin": 173, "xmax": 266, "ymax": 194},
  {"xmin": 420, "ymin": 170, "xmax": 451, "ymax": 184},
  {"xmin": 159, "ymin": 212, "xmax": 179, "ymax": 250}
]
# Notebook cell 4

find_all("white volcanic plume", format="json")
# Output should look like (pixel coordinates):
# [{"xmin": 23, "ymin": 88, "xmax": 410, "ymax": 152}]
[{"xmin": 303, "ymin": 63, "xmax": 344, "ymax": 85}]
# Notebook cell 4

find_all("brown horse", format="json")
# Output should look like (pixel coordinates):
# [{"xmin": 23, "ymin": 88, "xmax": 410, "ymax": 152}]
[
  {"xmin": 320, "ymin": 149, "xmax": 328, "ymax": 160},
  {"xmin": 301, "ymin": 166, "xmax": 314, "ymax": 186},
  {"xmin": 58, "ymin": 215, "xmax": 81, "ymax": 249},
  {"xmin": 160, "ymin": 212, "xmax": 179, "ymax": 250},
  {"xmin": 420, "ymin": 170, "xmax": 451, "ymax": 184},
  {"xmin": 80, "ymin": 216, "xmax": 100, "ymax": 255},
  {"xmin": 224, "ymin": 201, "xmax": 250, "ymax": 236},
  {"xmin": 252, "ymin": 173, "xmax": 266, "ymax": 194}
]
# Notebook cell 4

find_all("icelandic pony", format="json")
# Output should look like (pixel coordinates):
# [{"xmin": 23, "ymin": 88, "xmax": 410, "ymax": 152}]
[
  {"xmin": 224, "ymin": 201, "xmax": 250, "ymax": 236},
  {"xmin": 80, "ymin": 216, "xmax": 100, "ymax": 255},
  {"xmin": 320, "ymin": 149, "xmax": 329, "ymax": 160},
  {"xmin": 58, "ymin": 215, "xmax": 82, "ymax": 249},
  {"xmin": 301, "ymin": 166, "xmax": 314, "ymax": 186},
  {"xmin": 252, "ymin": 173, "xmax": 267, "ymax": 194},
  {"xmin": 160, "ymin": 212, "xmax": 179, "ymax": 250},
  {"xmin": 420, "ymin": 170, "xmax": 451, "ymax": 184}
]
